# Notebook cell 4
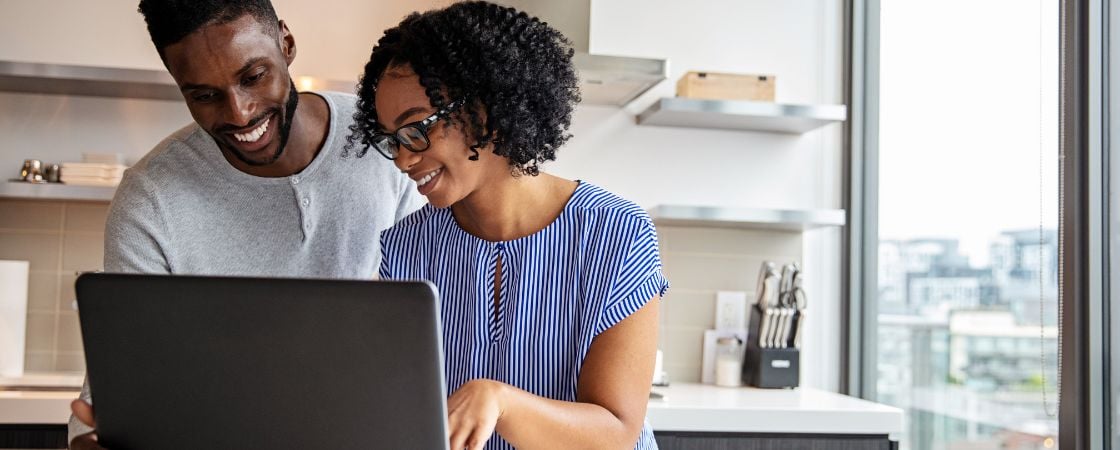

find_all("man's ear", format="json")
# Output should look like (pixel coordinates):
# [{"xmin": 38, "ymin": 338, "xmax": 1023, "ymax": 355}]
[{"xmin": 278, "ymin": 20, "xmax": 296, "ymax": 66}]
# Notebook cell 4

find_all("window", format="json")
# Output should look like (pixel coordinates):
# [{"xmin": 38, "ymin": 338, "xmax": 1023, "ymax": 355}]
[{"xmin": 872, "ymin": 1, "xmax": 1060, "ymax": 448}]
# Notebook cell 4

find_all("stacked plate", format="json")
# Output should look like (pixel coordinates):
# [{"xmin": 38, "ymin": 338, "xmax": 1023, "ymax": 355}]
[
  {"xmin": 60, "ymin": 163, "xmax": 126, "ymax": 186},
  {"xmin": 60, "ymin": 153, "xmax": 127, "ymax": 186},
  {"xmin": 82, "ymin": 152, "xmax": 125, "ymax": 165}
]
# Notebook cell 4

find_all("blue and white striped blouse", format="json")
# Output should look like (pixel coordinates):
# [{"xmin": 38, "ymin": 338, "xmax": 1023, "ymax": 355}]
[{"xmin": 379, "ymin": 181, "xmax": 669, "ymax": 450}]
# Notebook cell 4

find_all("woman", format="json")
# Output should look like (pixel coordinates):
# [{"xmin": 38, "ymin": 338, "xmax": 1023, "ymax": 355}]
[{"xmin": 347, "ymin": 2, "xmax": 668, "ymax": 449}]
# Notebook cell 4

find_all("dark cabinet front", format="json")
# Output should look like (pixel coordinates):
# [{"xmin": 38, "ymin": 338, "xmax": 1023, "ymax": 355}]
[
  {"xmin": 655, "ymin": 431, "xmax": 898, "ymax": 450},
  {"xmin": 0, "ymin": 424, "xmax": 68, "ymax": 449}
]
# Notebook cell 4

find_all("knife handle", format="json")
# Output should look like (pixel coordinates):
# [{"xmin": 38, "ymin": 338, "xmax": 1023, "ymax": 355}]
[
  {"xmin": 757, "ymin": 309, "xmax": 771, "ymax": 348},
  {"xmin": 793, "ymin": 311, "xmax": 805, "ymax": 349}
]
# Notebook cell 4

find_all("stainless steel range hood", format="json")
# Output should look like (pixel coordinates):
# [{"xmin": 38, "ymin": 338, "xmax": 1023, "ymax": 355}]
[{"xmin": 498, "ymin": 0, "xmax": 667, "ymax": 106}]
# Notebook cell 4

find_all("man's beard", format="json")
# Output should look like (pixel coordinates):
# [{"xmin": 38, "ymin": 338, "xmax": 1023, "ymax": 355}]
[{"xmin": 225, "ymin": 81, "xmax": 300, "ymax": 167}]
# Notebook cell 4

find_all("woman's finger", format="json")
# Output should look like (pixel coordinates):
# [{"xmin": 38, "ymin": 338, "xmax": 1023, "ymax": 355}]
[
  {"xmin": 70, "ymin": 399, "xmax": 96, "ymax": 428},
  {"xmin": 467, "ymin": 426, "xmax": 490, "ymax": 450},
  {"xmin": 448, "ymin": 416, "xmax": 471, "ymax": 450},
  {"xmin": 468, "ymin": 415, "xmax": 498, "ymax": 450}
]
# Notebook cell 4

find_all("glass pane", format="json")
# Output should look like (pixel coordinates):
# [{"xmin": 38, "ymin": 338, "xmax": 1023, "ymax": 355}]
[
  {"xmin": 1111, "ymin": 0, "xmax": 1120, "ymax": 444},
  {"xmin": 876, "ymin": 1, "xmax": 1060, "ymax": 449},
  {"xmin": 1111, "ymin": 20, "xmax": 1120, "ymax": 447}
]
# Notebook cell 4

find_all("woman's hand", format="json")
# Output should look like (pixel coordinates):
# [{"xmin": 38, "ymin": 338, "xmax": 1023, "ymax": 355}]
[
  {"xmin": 69, "ymin": 399, "xmax": 106, "ymax": 450},
  {"xmin": 447, "ymin": 379, "xmax": 507, "ymax": 450}
]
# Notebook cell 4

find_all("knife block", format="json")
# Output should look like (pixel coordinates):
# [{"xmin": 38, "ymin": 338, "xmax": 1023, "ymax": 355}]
[{"xmin": 741, "ymin": 303, "xmax": 800, "ymax": 389}]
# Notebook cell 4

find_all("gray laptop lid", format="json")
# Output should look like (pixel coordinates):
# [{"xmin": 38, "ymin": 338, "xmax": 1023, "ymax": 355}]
[{"xmin": 76, "ymin": 273, "xmax": 448, "ymax": 450}]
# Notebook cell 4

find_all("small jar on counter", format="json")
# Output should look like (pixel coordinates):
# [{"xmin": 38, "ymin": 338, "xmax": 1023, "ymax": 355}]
[
  {"xmin": 43, "ymin": 164, "xmax": 61, "ymax": 183},
  {"xmin": 715, "ymin": 336, "xmax": 744, "ymax": 387}
]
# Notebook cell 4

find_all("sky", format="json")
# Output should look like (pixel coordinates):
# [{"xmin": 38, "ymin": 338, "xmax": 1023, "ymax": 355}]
[{"xmin": 878, "ymin": 0, "xmax": 1060, "ymax": 267}]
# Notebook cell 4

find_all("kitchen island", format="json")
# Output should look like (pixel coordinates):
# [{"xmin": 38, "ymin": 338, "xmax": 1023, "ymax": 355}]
[
  {"xmin": 648, "ymin": 383, "xmax": 902, "ymax": 449},
  {"xmin": 0, "ymin": 373, "xmax": 82, "ymax": 449},
  {"xmin": 1, "ymin": 377, "xmax": 902, "ymax": 449}
]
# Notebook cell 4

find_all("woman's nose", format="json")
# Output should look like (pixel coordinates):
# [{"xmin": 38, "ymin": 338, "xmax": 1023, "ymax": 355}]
[{"xmin": 394, "ymin": 147, "xmax": 421, "ymax": 171}]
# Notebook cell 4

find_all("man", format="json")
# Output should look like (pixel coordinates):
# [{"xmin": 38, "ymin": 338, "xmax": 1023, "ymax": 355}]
[{"xmin": 68, "ymin": 1, "xmax": 422, "ymax": 447}]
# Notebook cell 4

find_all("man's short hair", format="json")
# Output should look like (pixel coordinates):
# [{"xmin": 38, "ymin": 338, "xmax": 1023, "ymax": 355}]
[{"xmin": 137, "ymin": 0, "xmax": 279, "ymax": 56}]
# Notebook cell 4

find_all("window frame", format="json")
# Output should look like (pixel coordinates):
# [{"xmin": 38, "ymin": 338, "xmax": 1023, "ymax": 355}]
[
  {"xmin": 841, "ymin": 0, "xmax": 881, "ymax": 399},
  {"xmin": 842, "ymin": 0, "xmax": 1114, "ymax": 448}
]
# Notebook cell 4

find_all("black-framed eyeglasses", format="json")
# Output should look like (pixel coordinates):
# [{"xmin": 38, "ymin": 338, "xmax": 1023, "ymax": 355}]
[{"xmin": 370, "ymin": 99, "xmax": 464, "ymax": 160}]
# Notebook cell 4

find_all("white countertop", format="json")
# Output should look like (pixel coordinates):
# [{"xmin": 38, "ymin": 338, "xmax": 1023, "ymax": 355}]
[
  {"xmin": 0, "ymin": 372, "xmax": 83, "ymax": 424},
  {"xmin": 0, "ymin": 377, "xmax": 904, "ymax": 436},
  {"xmin": 647, "ymin": 383, "xmax": 904, "ymax": 435},
  {"xmin": 0, "ymin": 372, "xmax": 84, "ymax": 389},
  {"xmin": 0, "ymin": 390, "xmax": 79, "ymax": 424}
]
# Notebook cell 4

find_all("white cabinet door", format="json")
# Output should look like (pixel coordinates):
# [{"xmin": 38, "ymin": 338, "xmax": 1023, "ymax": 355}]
[{"xmin": 0, "ymin": 0, "xmax": 162, "ymax": 70}]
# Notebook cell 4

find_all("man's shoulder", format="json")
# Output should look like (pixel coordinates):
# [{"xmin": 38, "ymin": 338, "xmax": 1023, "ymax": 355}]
[
  {"xmin": 113, "ymin": 123, "xmax": 211, "ymax": 201},
  {"xmin": 129, "ymin": 123, "xmax": 210, "ymax": 174},
  {"xmin": 316, "ymin": 90, "xmax": 358, "ymax": 102},
  {"xmin": 316, "ymin": 90, "xmax": 359, "ymax": 120}
]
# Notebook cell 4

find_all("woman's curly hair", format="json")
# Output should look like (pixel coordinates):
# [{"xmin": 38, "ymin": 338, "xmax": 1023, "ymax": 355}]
[{"xmin": 345, "ymin": 1, "xmax": 580, "ymax": 176}]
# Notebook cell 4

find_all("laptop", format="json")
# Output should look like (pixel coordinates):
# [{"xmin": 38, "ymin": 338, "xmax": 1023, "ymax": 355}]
[{"xmin": 75, "ymin": 273, "xmax": 448, "ymax": 450}]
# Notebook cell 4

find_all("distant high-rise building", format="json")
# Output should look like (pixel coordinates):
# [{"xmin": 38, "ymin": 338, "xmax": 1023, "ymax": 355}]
[
  {"xmin": 990, "ymin": 229, "xmax": 1058, "ymax": 326},
  {"xmin": 877, "ymin": 231, "xmax": 1059, "ymax": 450}
]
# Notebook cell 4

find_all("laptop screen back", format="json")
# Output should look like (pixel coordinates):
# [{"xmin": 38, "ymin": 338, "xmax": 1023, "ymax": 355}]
[{"xmin": 76, "ymin": 273, "xmax": 448, "ymax": 450}]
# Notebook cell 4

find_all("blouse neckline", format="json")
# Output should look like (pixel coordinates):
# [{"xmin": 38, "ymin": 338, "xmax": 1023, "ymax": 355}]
[{"xmin": 447, "ymin": 180, "xmax": 587, "ymax": 246}]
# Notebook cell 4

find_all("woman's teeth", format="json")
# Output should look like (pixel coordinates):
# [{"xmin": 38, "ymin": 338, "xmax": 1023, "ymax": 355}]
[
  {"xmin": 234, "ymin": 119, "xmax": 269, "ymax": 143},
  {"xmin": 418, "ymin": 168, "xmax": 442, "ymax": 187}
]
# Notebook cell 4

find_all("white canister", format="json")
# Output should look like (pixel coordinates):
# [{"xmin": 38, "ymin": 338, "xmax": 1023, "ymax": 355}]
[
  {"xmin": 0, "ymin": 260, "xmax": 29, "ymax": 377},
  {"xmin": 714, "ymin": 336, "xmax": 743, "ymax": 387}
]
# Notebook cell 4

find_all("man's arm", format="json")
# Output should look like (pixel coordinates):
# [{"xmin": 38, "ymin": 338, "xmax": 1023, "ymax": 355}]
[
  {"xmin": 67, "ymin": 378, "xmax": 95, "ymax": 445},
  {"xmin": 102, "ymin": 172, "xmax": 171, "ymax": 274},
  {"xmin": 70, "ymin": 171, "xmax": 170, "ymax": 447}
]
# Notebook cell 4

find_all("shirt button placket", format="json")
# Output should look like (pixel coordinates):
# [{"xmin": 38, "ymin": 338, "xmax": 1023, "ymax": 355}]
[
  {"xmin": 301, "ymin": 197, "xmax": 311, "ymax": 231},
  {"xmin": 291, "ymin": 176, "xmax": 310, "ymax": 238}
]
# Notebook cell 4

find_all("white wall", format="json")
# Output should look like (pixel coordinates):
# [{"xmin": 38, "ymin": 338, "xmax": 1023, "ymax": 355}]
[
  {"xmin": 0, "ymin": 92, "xmax": 189, "ymax": 169},
  {"xmin": 0, "ymin": 0, "xmax": 162, "ymax": 70},
  {"xmin": 0, "ymin": 0, "xmax": 430, "ymax": 80},
  {"xmin": 552, "ymin": 0, "xmax": 843, "ymax": 209},
  {"xmin": 273, "ymin": 0, "xmax": 439, "ymax": 81},
  {"xmin": 542, "ymin": 0, "xmax": 845, "ymax": 391}
]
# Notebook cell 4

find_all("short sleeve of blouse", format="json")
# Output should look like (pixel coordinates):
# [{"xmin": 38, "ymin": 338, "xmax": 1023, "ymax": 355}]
[
  {"xmin": 377, "ymin": 205, "xmax": 436, "ymax": 281},
  {"xmin": 377, "ymin": 230, "xmax": 395, "ymax": 280},
  {"xmin": 595, "ymin": 216, "xmax": 670, "ymax": 335}
]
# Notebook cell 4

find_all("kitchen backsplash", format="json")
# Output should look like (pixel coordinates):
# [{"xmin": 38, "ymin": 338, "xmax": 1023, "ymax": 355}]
[
  {"xmin": 5, "ymin": 200, "xmax": 802, "ymax": 382},
  {"xmin": 657, "ymin": 225, "xmax": 801, "ymax": 383},
  {"xmin": 1, "ymin": 199, "xmax": 107, "ymax": 373}
]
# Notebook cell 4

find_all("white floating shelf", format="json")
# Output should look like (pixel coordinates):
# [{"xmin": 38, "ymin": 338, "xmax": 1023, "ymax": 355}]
[
  {"xmin": 1, "ymin": 181, "xmax": 115, "ymax": 202},
  {"xmin": 637, "ymin": 98, "xmax": 847, "ymax": 134},
  {"xmin": 0, "ymin": 60, "xmax": 180, "ymax": 100},
  {"xmin": 0, "ymin": 60, "xmax": 356, "ymax": 100},
  {"xmin": 649, "ymin": 205, "xmax": 845, "ymax": 231},
  {"xmin": 0, "ymin": 59, "xmax": 667, "ymax": 106}
]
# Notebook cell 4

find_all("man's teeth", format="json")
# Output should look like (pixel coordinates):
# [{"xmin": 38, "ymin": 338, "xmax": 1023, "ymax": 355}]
[
  {"xmin": 234, "ymin": 119, "xmax": 269, "ymax": 143},
  {"xmin": 417, "ymin": 169, "xmax": 442, "ymax": 187}
]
